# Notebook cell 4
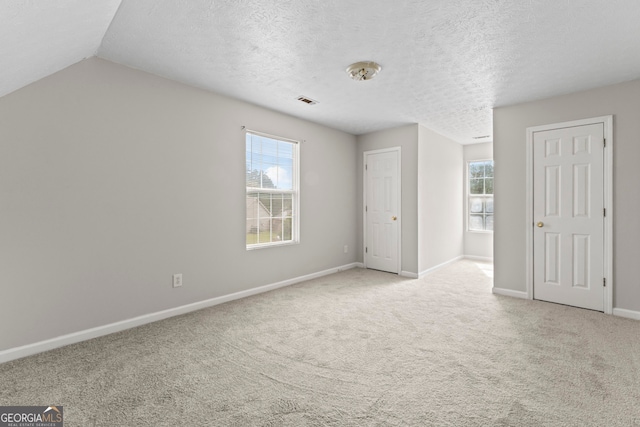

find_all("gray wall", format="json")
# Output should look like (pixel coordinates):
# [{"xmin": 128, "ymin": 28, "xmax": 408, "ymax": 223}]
[
  {"xmin": 418, "ymin": 126, "xmax": 463, "ymax": 273},
  {"xmin": 356, "ymin": 124, "xmax": 464, "ymax": 276},
  {"xmin": 356, "ymin": 125, "xmax": 419, "ymax": 275},
  {"xmin": 493, "ymin": 79, "xmax": 640, "ymax": 311},
  {"xmin": 463, "ymin": 142, "xmax": 493, "ymax": 259},
  {"xmin": 0, "ymin": 58, "xmax": 358, "ymax": 350}
]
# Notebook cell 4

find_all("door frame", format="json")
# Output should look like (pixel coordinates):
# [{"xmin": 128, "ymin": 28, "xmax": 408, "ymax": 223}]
[
  {"xmin": 363, "ymin": 147, "xmax": 402, "ymax": 274},
  {"xmin": 525, "ymin": 116, "xmax": 613, "ymax": 314}
]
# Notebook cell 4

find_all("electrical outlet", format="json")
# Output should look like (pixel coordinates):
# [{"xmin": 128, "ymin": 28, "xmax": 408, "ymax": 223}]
[
  {"xmin": 173, "ymin": 273, "xmax": 183, "ymax": 288},
  {"xmin": 344, "ymin": 245, "xmax": 348, "ymax": 253}
]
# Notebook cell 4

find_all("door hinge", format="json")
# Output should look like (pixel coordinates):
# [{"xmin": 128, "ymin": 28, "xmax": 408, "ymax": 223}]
[
  {"xmin": 603, "ymin": 208, "xmax": 606, "ymax": 217},
  {"xmin": 366, "ymin": 205, "xmax": 368, "ymax": 212},
  {"xmin": 603, "ymin": 278, "xmax": 606, "ymax": 287},
  {"xmin": 365, "ymin": 164, "xmax": 368, "ymax": 170},
  {"xmin": 366, "ymin": 247, "xmax": 368, "ymax": 253}
]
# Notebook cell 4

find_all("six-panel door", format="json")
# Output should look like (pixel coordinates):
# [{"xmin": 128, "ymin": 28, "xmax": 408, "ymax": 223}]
[
  {"xmin": 365, "ymin": 150, "xmax": 399, "ymax": 274},
  {"xmin": 533, "ymin": 123, "xmax": 605, "ymax": 311}
]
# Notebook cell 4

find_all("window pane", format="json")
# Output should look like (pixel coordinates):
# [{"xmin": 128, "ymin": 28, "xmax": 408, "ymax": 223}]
[
  {"xmin": 264, "ymin": 164, "xmax": 292, "ymax": 190},
  {"xmin": 246, "ymin": 170, "xmax": 260, "ymax": 188},
  {"xmin": 469, "ymin": 215, "xmax": 484, "ymax": 231},
  {"xmin": 485, "ymin": 197, "xmax": 494, "ymax": 213},
  {"xmin": 271, "ymin": 217, "xmax": 283, "ymax": 241},
  {"xmin": 470, "ymin": 198, "xmax": 484, "ymax": 213},
  {"xmin": 261, "ymin": 163, "xmax": 278, "ymax": 189},
  {"xmin": 248, "ymin": 192, "xmax": 288, "ymax": 243},
  {"xmin": 470, "ymin": 162, "xmax": 484, "ymax": 178},
  {"xmin": 270, "ymin": 193, "xmax": 283, "ymax": 217},
  {"xmin": 484, "ymin": 162, "xmax": 494, "ymax": 177},
  {"xmin": 261, "ymin": 138, "xmax": 278, "ymax": 161},
  {"xmin": 276, "ymin": 159, "xmax": 293, "ymax": 190},
  {"xmin": 246, "ymin": 230, "xmax": 258, "ymax": 245},
  {"xmin": 278, "ymin": 141, "xmax": 293, "ymax": 158},
  {"xmin": 282, "ymin": 217, "xmax": 292, "ymax": 240},
  {"xmin": 485, "ymin": 215, "xmax": 494, "ymax": 231},
  {"xmin": 246, "ymin": 193, "xmax": 260, "ymax": 219},
  {"xmin": 282, "ymin": 194, "xmax": 292, "ymax": 214},
  {"xmin": 485, "ymin": 178, "xmax": 494, "ymax": 194},
  {"xmin": 470, "ymin": 178, "xmax": 484, "ymax": 194},
  {"xmin": 259, "ymin": 193, "xmax": 271, "ymax": 214},
  {"xmin": 246, "ymin": 191, "xmax": 295, "ymax": 245},
  {"xmin": 257, "ymin": 219, "xmax": 272, "ymax": 243}
]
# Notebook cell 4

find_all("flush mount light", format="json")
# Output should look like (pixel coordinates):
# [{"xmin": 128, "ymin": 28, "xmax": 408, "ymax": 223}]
[{"xmin": 346, "ymin": 61, "xmax": 382, "ymax": 81}]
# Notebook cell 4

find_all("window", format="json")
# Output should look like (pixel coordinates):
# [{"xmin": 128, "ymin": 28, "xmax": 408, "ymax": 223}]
[
  {"xmin": 468, "ymin": 160, "xmax": 494, "ymax": 232},
  {"xmin": 246, "ymin": 131, "xmax": 299, "ymax": 248}
]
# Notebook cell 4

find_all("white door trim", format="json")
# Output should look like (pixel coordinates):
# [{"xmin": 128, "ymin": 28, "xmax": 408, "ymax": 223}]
[
  {"xmin": 525, "ymin": 116, "xmax": 613, "ymax": 314},
  {"xmin": 363, "ymin": 147, "xmax": 402, "ymax": 274}
]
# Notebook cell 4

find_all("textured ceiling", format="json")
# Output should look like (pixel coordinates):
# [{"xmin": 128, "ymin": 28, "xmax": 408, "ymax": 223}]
[{"xmin": 4, "ymin": 1, "xmax": 640, "ymax": 143}]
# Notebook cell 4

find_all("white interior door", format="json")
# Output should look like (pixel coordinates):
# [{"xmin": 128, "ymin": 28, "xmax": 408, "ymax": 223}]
[
  {"xmin": 365, "ymin": 149, "xmax": 400, "ymax": 274},
  {"xmin": 533, "ymin": 123, "xmax": 605, "ymax": 311}
]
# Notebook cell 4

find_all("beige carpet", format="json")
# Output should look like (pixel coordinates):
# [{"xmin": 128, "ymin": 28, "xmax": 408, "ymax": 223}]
[{"xmin": 1, "ymin": 260, "xmax": 639, "ymax": 426}]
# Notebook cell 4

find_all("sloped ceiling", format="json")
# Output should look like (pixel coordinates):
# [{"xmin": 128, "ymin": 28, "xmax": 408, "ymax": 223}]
[
  {"xmin": 3, "ymin": 0, "xmax": 640, "ymax": 143},
  {"xmin": 0, "ymin": 0, "xmax": 121, "ymax": 99}
]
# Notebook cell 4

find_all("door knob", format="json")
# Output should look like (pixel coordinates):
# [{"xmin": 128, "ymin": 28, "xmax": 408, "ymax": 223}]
[
  {"xmin": 536, "ymin": 222, "xmax": 544, "ymax": 228},
  {"xmin": 392, "ymin": 216, "xmax": 397, "ymax": 221}
]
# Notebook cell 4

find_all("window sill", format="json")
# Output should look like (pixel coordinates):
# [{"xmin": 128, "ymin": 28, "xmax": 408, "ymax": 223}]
[
  {"xmin": 246, "ymin": 240, "xmax": 300, "ymax": 251},
  {"xmin": 466, "ymin": 230, "xmax": 493, "ymax": 234}
]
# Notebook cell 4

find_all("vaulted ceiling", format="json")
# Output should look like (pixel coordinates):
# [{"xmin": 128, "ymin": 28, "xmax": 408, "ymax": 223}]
[{"xmin": 3, "ymin": 0, "xmax": 640, "ymax": 144}]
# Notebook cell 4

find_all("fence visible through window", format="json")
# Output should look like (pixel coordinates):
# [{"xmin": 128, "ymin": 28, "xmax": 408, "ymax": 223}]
[{"xmin": 245, "ymin": 131, "xmax": 299, "ymax": 248}]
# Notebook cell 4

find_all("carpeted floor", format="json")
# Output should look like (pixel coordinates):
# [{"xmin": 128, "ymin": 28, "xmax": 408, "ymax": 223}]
[{"xmin": 1, "ymin": 260, "xmax": 639, "ymax": 426}]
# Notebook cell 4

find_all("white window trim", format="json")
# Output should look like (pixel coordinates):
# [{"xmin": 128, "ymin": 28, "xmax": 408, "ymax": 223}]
[
  {"xmin": 466, "ymin": 159, "xmax": 494, "ymax": 234},
  {"xmin": 245, "ymin": 129, "xmax": 300, "ymax": 250}
]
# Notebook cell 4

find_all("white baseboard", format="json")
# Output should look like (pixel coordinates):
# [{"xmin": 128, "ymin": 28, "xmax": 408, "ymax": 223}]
[
  {"xmin": 464, "ymin": 255, "xmax": 493, "ymax": 263},
  {"xmin": 418, "ymin": 255, "xmax": 464, "ymax": 278},
  {"xmin": 0, "ymin": 262, "xmax": 361, "ymax": 364},
  {"xmin": 612, "ymin": 308, "xmax": 640, "ymax": 321},
  {"xmin": 492, "ymin": 287, "xmax": 529, "ymax": 299},
  {"xmin": 400, "ymin": 271, "xmax": 419, "ymax": 279}
]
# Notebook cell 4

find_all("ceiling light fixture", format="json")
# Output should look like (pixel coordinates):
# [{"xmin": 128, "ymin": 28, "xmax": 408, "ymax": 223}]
[{"xmin": 346, "ymin": 61, "xmax": 382, "ymax": 81}]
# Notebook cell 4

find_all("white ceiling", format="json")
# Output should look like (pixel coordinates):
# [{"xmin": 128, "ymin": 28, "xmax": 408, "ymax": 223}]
[
  {"xmin": 0, "ymin": 0, "xmax": 121, "ymax": 100},
  {"xmin": 3, "ymin": 0, "xmax": 640, "ymax": 144}
]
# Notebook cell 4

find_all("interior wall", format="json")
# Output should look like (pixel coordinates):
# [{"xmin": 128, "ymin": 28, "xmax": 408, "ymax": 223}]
[
  {"xmin": 418, "ymin": 126, "xmax": 464, "ymax": 274},
  {"xmin": 0, "ymin": 58, "xmax": 358, "ymax": 351},
  {"xmin": 493, "ymin": 79, "xmax": 640, "ymax": 311},
  {"xmin": 463, "ymin": 142, "xmax": 493, "ymax": 259},
  {"xmin": 356, "ymin": 125, "xmax": 419, "ymax": 275}
]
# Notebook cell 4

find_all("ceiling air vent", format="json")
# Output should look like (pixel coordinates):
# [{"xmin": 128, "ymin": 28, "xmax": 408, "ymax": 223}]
[
  {"xmin": 296, "ymin": 96, "xmax": 318, "ymax": 105},
  {"xmin": 473, "ymin": 135, "xmax": 491, "ymax": 139}
]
